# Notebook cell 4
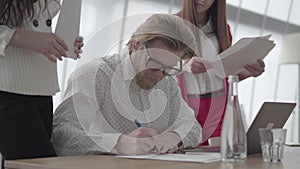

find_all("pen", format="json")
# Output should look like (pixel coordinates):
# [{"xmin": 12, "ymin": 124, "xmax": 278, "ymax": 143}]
[{"xmin": 134, "ymin": 119, "xmax": 142, "ymax": 127}]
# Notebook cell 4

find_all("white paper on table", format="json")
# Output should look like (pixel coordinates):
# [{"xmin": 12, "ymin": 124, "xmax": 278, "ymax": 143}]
[
  {"xmin": 117, "ymin": 153, "xmax": 220, "ymax": 163},
  {"xmin": 212, "ymin": 34, "xmax": 276, "ymax": 79},
  {"xmin": 55, "ymin": 0, "xmax": 82, "ymax": 59}
]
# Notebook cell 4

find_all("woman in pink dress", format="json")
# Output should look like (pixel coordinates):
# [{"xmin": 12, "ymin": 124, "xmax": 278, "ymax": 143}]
[{"xmin": 175, "ymin": 0, "xmax": 265, "ymax": 145}]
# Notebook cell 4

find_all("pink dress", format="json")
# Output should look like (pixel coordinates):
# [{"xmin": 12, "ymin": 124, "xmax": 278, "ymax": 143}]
[{"xmin": 177, "ymin": 28, "xmax": 232, "ymax": 146}]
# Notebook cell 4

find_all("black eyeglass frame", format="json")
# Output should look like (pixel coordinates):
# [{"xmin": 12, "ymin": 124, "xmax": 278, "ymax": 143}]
[{"xmin": 142, "ymin": 43, "xmax": 183, "ymax": 76}]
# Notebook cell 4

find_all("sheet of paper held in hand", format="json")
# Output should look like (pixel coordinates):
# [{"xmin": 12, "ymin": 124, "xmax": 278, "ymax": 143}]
[
  {"xmin": 55, "ymin": 0, "xmax": 82, "ymax": 59},
  {"xmin": 212, "ymin": 35, "xmax": 275, "ymax": 79},
  {"xmin": 117, "ymin": 153, "xmax": 220, "ymax": 163}
]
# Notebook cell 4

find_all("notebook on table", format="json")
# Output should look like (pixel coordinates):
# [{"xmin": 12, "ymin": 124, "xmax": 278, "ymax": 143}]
[{"xmin": 183, "ymin": 102, "xmax": 296, "ymax": 154}]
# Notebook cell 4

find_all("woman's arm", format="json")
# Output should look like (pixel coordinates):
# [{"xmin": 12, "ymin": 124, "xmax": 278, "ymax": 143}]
[
  {"xmin": 9, "ymin": 28, "xmax": 68, "ymax": 62},
  {"xmin": 0, "ymin": 25, "xmax": 16, "ymax": 56}
]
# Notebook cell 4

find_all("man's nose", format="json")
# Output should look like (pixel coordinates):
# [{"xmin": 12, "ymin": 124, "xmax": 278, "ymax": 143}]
[{"xmin": 151, "ymin": 69, "xmax": 164, "ymax": 79}]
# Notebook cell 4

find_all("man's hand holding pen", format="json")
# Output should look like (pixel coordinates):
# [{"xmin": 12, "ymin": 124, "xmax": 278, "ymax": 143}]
[
  {"xmin": 113, "ymin": 119, "xmax": 182, "ymax": 155},
  {"xmin": 153, "ymin": 131, "xmax": 181, "ymax": 154},
  {"xmin": 113, "ymin": 127, "xmax": 159, "ymax": 155}
]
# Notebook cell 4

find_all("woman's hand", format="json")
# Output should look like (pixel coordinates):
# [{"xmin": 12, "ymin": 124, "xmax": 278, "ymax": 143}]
[
  {"xmin": 244, "ymin": 59, "xmax": 265, "ymax": 77},
  {"xmin": 183, "ymin": 56, "xmax": 213, "ymax": 74},
  {"xmin": 10, "ymin": 28, "xmax": 69, "ymax": 62},
  {"xmin": 74, "ymin": 36, "xmax": 84, "ymax": 59},
  {"xmin": 238, "ymin": 59, "xmax": 265, "ymax": 80},
  {"xmin": 10, "ymin": 29, "xmax": 84, "ymax": 62}
]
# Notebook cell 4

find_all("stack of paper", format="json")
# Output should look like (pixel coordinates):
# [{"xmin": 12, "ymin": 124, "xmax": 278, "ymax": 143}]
[
  {"xmin": 117, "ymin": 153, "xmax": 220, "ymax": 163},
  {"xmin": 212, "ymin": 35, "xmax": 275, "ymax": 79}
]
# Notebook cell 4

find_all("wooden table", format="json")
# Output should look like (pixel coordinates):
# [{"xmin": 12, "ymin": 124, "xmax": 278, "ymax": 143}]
[{"xmin": 5, "ymin": 146, "xmax": 300, "ymax": 169}]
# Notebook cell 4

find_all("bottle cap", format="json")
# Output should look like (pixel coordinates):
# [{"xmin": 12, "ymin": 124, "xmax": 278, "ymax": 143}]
[{"xmin": 228, "ymin": 75, "xmax": 239, "ymax": 82}]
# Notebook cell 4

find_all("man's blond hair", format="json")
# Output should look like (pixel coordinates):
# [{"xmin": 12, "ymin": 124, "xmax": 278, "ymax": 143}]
[{"xmin": 127, "ymin": 14, "xmax": 197, "ymax": 59}]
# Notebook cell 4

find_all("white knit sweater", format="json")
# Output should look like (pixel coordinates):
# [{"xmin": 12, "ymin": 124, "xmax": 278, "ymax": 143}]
[{"xmin": 0, "ymin": 0, "xmax": 61, "ymax": 96}]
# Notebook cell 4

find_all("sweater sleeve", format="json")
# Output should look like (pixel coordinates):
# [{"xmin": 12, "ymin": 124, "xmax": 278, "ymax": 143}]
[
  {"xmin": 0, "ymin": 25, "xmax": 16, "ymax": 57},
  {"xmin": 52, "ymin": 60, "xmax": 122, "ymax": 156},
  {"xmin": 52, "ymin": 96, "xmax": 122, "ymax": 156}
]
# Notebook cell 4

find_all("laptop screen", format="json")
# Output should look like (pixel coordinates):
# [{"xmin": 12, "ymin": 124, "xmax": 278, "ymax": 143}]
[{"xmin": 247, "ymin": 102, "xmax": 296, "ymax": 154}]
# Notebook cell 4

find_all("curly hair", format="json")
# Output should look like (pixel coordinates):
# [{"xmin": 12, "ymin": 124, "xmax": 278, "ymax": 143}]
[{"xmin": 0, "ymin": 0, "xmax": 48, "ymax": 27}]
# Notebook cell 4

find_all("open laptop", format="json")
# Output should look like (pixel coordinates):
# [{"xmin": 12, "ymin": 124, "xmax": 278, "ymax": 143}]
[
  {"xmin": 183, "ymin": 102, "xmax": 296, "ymax": 154},
  {"xmin": 247, "ymin": 102, "xmax": 296, "ymax": 154}
]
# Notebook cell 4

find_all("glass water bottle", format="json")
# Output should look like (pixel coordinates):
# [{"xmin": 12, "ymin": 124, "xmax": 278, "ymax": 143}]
[{"xmin": 221, "ymin": 75, "xmax": 247, "ymax": 162}]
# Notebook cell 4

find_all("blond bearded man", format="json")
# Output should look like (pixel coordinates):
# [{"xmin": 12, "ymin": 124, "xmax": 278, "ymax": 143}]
[{"xmin": 52, "ymin": 14, "xmax": 202, "ymax": 156}]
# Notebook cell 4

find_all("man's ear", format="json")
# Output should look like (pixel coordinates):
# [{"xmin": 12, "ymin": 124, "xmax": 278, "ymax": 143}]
[{"xmin": 132, "ymin": 40, "xmax": 141, "ymax": 50}]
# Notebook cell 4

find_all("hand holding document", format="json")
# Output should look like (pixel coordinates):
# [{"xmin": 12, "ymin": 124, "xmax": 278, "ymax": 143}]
[
  {"xmin": 212, "ymin": 35, "xmax": 275, "ymax": 79},
  {"xmin": 55, "ymin": 0, "xmax": 82, "ymax": 59}
]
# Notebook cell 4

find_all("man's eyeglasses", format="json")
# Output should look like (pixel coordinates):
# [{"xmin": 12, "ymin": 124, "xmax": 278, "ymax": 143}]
[{"xmin": 142, "ymin": 44, "xmax": 182, "ymax": 76}]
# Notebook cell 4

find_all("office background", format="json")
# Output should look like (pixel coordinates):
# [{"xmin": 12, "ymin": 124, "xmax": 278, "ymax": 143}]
[{"xmin": 52, "ymin": 0, "xmax": 300, "ymax": 143}]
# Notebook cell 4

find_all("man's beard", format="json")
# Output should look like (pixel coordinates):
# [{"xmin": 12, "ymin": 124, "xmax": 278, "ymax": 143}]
[{"xmin": 134, "ymin": 71, "xmax": 160, "ymax": 90}]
